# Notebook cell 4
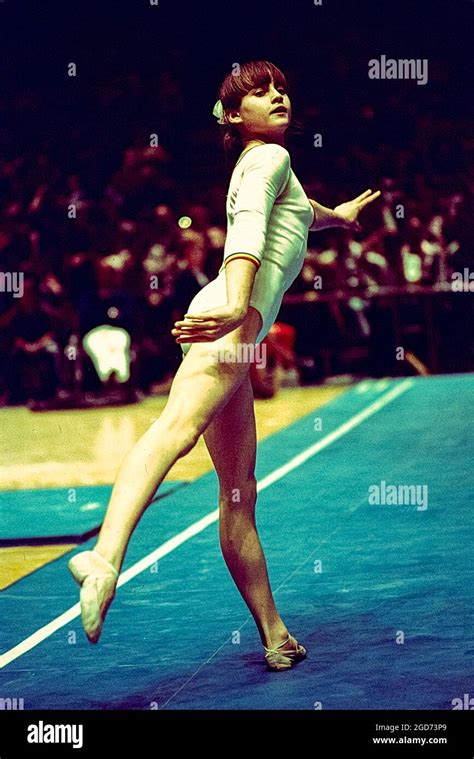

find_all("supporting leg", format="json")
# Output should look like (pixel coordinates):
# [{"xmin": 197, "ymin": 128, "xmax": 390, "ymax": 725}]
[{"xmin": 203, "ymin": 371, "xmax": 290, "ymax": 650}]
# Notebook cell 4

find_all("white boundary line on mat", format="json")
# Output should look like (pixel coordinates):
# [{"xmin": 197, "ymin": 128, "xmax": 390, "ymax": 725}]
[{"xmin": 0, "ymin": 378, "xmax": 413, "ymax": 669}]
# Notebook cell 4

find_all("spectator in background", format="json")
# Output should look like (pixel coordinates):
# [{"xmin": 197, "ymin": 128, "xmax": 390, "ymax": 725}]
[
  {"xmin": 136, "ymin": 243, "xmax": 181, "ymax": 391},
  {"xmin": 173, "ymin": 228, "xmax": 211, "ymax": 315},
  {"xmin": 0, "ymin": 293, "xmax": 17, "ymax": 405},
  {"xmin": 8, "ymin": 277, "xmax": 60, "ymax": 404},
  {"xmin": 0, "ymin": 52, "xmax": 472, "ymax": 400},
  {"xmin": 185, "ymin": 203, "xmax": 226, "ymax": 278}
]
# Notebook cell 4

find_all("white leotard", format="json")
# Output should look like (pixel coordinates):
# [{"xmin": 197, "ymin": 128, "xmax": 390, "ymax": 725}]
[{"xmin": 180, "ymin": 142, "xmax": 314, "ymax": 356}]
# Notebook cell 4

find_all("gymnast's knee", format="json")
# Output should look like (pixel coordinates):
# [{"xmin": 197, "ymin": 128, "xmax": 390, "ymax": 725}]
[{"xmin": 218, "ymin": 476, "xmax": 257, "ymax": 510}]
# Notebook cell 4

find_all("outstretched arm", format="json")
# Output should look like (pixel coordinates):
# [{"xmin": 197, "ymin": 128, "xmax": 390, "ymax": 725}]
[{"xmin": 308, "ymin": 189, "xmax": 381, "ymax": 232}]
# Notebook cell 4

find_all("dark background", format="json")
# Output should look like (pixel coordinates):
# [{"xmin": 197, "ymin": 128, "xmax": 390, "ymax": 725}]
[
  {"xmin": 1, "ymin": 0, "xmax": 472, "ymax": 190},
  {"xmin": 0, "ymin": 0, "xmax": 473, "ymax": 404}
]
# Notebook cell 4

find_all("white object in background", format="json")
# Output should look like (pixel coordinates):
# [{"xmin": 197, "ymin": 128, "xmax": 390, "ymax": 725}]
[{"xmin": 83, "ymin": 325, "xmax": 131, "ymax": 382}]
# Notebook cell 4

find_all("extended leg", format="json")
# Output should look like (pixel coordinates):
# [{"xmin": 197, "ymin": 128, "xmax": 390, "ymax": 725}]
[{"xmin": 94, "ymin": 309, "xmax": 262, "ymax": 574}]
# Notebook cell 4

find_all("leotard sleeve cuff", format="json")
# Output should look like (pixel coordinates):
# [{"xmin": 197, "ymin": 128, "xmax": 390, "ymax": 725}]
[{"xmin": 222, "ymin": 252, "xmax": 261, "ymax": 270}]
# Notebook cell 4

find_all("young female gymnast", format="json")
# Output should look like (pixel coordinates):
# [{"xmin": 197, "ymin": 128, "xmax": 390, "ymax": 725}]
[{"xmin": 68, "ymin": 60, "xmax": 380, "ymax": 671}]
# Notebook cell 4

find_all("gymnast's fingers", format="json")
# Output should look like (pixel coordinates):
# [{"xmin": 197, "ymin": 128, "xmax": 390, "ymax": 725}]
[
  {"xmin": 354, "ymin": 189, "xmax": 373, "ymax": 202},
  {"xmin": 358, "ymin": 190, "xmax": 381, "ymax": 207}
]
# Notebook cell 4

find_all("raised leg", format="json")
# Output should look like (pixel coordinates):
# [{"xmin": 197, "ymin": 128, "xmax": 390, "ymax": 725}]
[{"xmin": 93, "ymin": 308, "xmax": 263, "ymax": 574}]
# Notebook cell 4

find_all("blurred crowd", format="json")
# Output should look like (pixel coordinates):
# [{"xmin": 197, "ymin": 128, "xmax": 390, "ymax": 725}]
[{"xmin": 0, "ymin": 59, "xmax": 472, "ymax": 405}]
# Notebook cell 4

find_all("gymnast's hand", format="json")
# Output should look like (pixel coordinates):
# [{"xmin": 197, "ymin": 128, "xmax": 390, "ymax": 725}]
[
  {"xmin": 172, "ymin": 304, "xmax": 247, "ymax": 344},
  {"xmin": 334, "ymin": 189, "xmax": 381, "ymax": 232}
]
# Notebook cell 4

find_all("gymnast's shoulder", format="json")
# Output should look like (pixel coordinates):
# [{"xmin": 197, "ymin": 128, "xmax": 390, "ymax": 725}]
[{"xmin": 240, "ymin": 142, "xmax": 291, "ymax": 173}]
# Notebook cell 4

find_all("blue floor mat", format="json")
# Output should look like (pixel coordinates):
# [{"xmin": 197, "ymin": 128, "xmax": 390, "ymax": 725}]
[
  {"xmin": 0, "ymin": 482, "xmax": 186, "ymax": 544},
  {"xmin": 1, "ymin": 375, "xmax": 473, "ymax": 709}
]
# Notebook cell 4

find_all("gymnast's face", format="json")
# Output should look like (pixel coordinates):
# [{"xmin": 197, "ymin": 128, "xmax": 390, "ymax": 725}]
[{"xmin": 228, "ymin": 77, "xmax": 291, "ymax": 140}]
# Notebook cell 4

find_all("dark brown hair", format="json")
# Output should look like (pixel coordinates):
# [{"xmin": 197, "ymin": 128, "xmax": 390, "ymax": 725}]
[{"xmin": 215, "ymin": 60, "xmax": 292, "ymax": 166}]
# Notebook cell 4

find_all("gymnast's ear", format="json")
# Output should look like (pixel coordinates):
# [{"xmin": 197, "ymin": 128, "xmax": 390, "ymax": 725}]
[{"xmin": 227, "ymin": 110, "xmax": 242, "ymax": 125}]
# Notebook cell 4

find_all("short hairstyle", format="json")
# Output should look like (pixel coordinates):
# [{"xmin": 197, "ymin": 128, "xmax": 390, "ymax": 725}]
[{"xmin": 215, "ymin": 60, "xmax": 290, "ymax": 165}]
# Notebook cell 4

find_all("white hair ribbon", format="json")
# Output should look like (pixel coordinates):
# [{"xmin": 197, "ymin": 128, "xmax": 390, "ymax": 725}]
[{"xmin": 212, "ymin": 99, "xmax": 225, "ymax": 124}]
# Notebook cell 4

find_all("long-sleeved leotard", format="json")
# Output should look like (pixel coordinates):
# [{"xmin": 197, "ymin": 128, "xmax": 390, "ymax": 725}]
[{"xmin": 180, "ymin": 142, "xmax": 314, "ymax": 356}]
